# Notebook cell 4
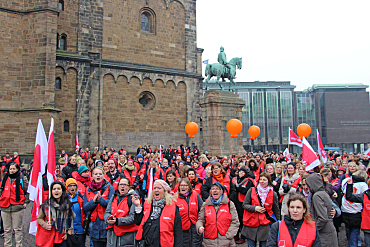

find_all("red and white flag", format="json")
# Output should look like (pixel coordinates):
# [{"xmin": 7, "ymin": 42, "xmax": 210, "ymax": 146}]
[
  {"xmin": 28, "ymin": 120, "xmax": 48, "ymax": 236},
  {"xmin": 159, "ymin": 145, "xmax": 163, "ymax": 161},
  {"xmin": 302, "ymin": 137, "xmax": 321, "ymax": 171},
  {"xmin": 75, "ymin": 134, "xmax": 79, "ymax": 153},
  {"xmin": 283, "ymin": 148, "xmax": 291, "ymax": 162},
  {"xmin": 47, "ymin": 118, "xmax": 56, "ymax": 185},
  {"xmin": 364, "ymin": 147, "xmax": 370, "ymax": 156},
  {"xmin": 317, "ymin": 129, "xmax": 327, "ymax": 163},
  {"xmin": 289, "ymin": 127, "xmax": 302, "ymax": 147}
]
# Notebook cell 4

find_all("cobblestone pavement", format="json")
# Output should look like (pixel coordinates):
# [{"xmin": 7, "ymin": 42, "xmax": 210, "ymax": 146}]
[{"xmin": 0, "ymin": 203, "xmax": 365, "ymax": 247}]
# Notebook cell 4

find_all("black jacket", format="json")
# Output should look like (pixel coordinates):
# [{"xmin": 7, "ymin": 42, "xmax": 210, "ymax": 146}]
[
  {"xmin": 266, "ymin": 215, "xmax": 322, "ymax": 247},
  {"xmin": 62, "ymin": 162, "xmax": 78, "ymax": 180}
]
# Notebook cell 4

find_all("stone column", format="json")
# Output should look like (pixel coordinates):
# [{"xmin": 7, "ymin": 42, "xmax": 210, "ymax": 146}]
[{"xmin": 199, "ymin": 90, "xmax": 246, "ymax": 157}]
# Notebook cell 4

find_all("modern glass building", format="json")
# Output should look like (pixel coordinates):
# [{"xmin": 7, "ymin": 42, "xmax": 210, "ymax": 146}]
[{"xmin": 207, "ymin": 81, "xmax": 370, "ymax": 153}]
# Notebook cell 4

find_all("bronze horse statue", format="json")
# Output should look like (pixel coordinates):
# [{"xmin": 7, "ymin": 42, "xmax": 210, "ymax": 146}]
[{"xmin": 204, "ymin": 57, "xmax": 242, "ymax": 92}]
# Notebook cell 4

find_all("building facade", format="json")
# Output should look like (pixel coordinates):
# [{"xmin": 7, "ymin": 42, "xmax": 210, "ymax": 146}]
[
  {"xmin": 207, "ymin": 82, "xmax": 370, "ymax": 153},
  {"xmin": 0, "ymin": 0, "xmax": 203, "ymax": 154}
]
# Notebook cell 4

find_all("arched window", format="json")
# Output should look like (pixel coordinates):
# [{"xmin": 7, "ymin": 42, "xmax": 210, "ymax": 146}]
[
  {"xmin": 60, "ymin": 34, "xmax": 67, "ymax": 50},
  {"xmin": 63, "ymin": 120, "xmax": 69, "ymax": 132},
  {"xmin": 55, "ymin": 77, "xmax": 61, "ymax": 89},
  {"xmin": 58, "ymin": 0, "xmax": 64, "ymax": 11},
  {"xmin": 140, "ymin": 8, "xmax": 155, "ymax": 34}
]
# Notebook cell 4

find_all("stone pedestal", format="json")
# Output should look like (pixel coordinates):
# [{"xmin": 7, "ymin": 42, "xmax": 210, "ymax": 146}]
[{"xmin": 199, "ymin": 90, "xmax": 246, "ymax": 157}]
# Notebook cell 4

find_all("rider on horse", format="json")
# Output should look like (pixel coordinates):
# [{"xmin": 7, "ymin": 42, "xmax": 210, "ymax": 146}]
[{"xmin": 217, "ymin": 46, "xmax": 235, "ymax": 80}]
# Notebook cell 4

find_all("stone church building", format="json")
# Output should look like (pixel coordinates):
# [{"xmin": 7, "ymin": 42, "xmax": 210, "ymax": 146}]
[{"xmin": 0, "ymin": 0, "xmax": 203, "ymax": 154}]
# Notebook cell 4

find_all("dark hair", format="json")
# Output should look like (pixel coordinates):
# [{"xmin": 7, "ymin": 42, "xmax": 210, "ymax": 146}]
[
  {"xmin": 8, "ymin": 162, "xmax": 20, "ymax": 171},
  {"xmin": 114, "ymin": 177, "xmax": 131, "ymax": 196},
  {"xmin": 259, "ymin": 172, "xmax": 273, "ymax": 186},
  {"xmin": 45, "ymin": 181, "xmax": 73, "ymax": 218},
  {"xmin": 187, "ymin": 168, "xmax": 196, "ymax": 176},
  {"xmin": 166, "ymin": 170, "xmax": 178, "ymax": 189}
]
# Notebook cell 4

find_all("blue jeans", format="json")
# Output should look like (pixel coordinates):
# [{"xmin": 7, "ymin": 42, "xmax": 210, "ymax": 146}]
[
  {"xmin": 364, "ymin": 231, "xmax": 370, "ymax": 247},
  {"xmin": 247, "ymin": 239, "xmax": 266, "ymax": 247},
  {"xmin": 347, "ymin": 227, "xmax": 361, "ymax": 247}
]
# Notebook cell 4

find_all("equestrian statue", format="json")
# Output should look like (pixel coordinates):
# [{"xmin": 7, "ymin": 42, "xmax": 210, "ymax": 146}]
[{"xmin": 204, "ymin": 46, "xmax": 242, "ymax": 92}]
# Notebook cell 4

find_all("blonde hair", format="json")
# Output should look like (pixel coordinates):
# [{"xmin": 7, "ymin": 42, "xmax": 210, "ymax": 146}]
[
  {"xmin": 347, "ymin": 162, "xmax": 358, "ymax": 174},
  {"xmin": 146, "ymin": 190, "xmax": 176, "ymax": 206},
  {"xmin": 199, "ymin": 154, "xmax": 209, "ymax": 163},
  {"xmin": 353, "ymin": 170, "xmax": 367, "ymax": 181}
]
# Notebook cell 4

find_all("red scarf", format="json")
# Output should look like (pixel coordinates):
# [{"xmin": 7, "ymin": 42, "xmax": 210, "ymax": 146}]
[
  {"xmin": 76, "ymin": 173, "xmax": 91, "ymax": 187},
  {"xmin": 213, "ymin": 174, "xmax": 224, "ymax": 185},
  {"xmin": 190, "ymin": 177, "xmax": 198, "ymax": 184},
  {"xmin": 89, "ymin": 180, "xmax": 105, "ymax": 191}
]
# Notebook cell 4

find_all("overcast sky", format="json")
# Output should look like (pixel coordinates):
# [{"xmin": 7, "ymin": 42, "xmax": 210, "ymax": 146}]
[{"xmin": 196, "ymin": 0, "xmax": 370, "ymax": 91}]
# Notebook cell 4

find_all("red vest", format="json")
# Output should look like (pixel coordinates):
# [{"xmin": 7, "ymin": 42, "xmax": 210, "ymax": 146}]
[
  {"xmin": 196, "ymin": 167, "xmax": 204, "ymax": 178},
  {"xmin": 212, "ymin": 176, "xmax": 231, "ymax": 196},
  {"xmin": 170, "ymin": 183, "xmax": 179, "ymax": 195},
  {"xmin": 146, "ymin": 170, "xmax": 161, "ymax": 190},
  {"xmin": 204, "ymin": 202, "xmax": 231, "ymax": 239},
  {"xmin": 176, "ymin": 192, "xmax": 199, "ymax": 230},
  {"xmin": 232, "ymin": 177, "xmax": 253, "ymax": 203},
  {"xmin": 280, "ymin": 176, "xmax": 302, "ymax": 203},
  {"xmin": 361, "ymin": 194, "xmax": 370, "ymax": 230},
  {"xmin": 193, "ymin": 181, "xmax": 203, "ymax": 196},
  {"xmin": 278, "ymin": 219, "xmax": 316, "ymax": 247},
  {"xmin": 3, "ymin": 156, "xmax": 12, "ymax": 164},
  {"xmin": 243, "ymin": 187, "xmax": 273, "ymax": 227},
  {"xmin": 136, "ymin": 201, "xmax": 176, "ymax": 246},
  {"xmin": 0, "ymin": 178, "xmax": 25, "ymax": 207},
  {"xmin": 35, "ymin": 207, "xmax": 64, "ymax": 246},
  {"xmin": 111, "ymin": 176, "xmax": 121, "ymax": 191},
  {"xmin": 107, "ymin": 196, "xmax": 138, "ymax": 236},
  {"xmin": 13, "ymin": 156, "xmax": 20, "ymax": 165},
  {"xmin": 123, "ymin": 169, "xmax": 137, "ymax": 187},
  {"xmin": 77, "ymin": 181, "xmax": 87, "ymax": 196},
  {"xmin": 85, "ymin": 186, "xmax": 110, "ymax": 221}
]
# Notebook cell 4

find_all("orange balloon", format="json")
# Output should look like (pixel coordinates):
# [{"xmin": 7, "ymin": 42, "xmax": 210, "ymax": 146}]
[
  {"xmin": 248, "ymin": 125, "xmax": 260, "ymax": 140},
  {"xmin": 297, "ymin": 123, "xmax": 311, "ymax": 140},
  {"xmin": 226, "ymin": 119, "xmax": 243, "ymax": 138},
  {"xmin": 185, "ymin": 122, "xmax": 199, "ymax": 138}
]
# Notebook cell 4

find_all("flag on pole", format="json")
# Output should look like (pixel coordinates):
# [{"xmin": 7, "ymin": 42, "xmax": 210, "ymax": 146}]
[
  {"xmin": 317, "ymin": 129, "xmax": 327, "ymax": 163},
  {"xmin": 289, "ymin": 127, "xmax": 302, "ymax": 147},
  {"xmin": 28, "ymin": 119, "xmax": 48, "ymax": 236},
  {"xmin": 283, "ymin": 148, "xmax": 291, "ymax": 162},
  {"xmin": 364, "ymin": 147, "xmax": 370, "ymax": 156},
  {"xmin": 302, "ymin": 137, "xmax": 321, "ymax": 171},
  {"xmin": 75, "ymin": 134, "xmax": 79, "ymax": 153},
  {"xmin": 28, "ymin": 119, "xmax": 48, "ymax": 201},
  {"xmin": 202, "ymin": 59, "xmax": 209, "ymax": 65},
  {"xmin": 147, "ymin": 168, "xmax": 154, "ymax": 198},
  {"xmin": 159, "ymin": 145, "xmax": 163, "ymax": 161},
  {"xmin": 47, "ymin": 118, "xmax": 56, "ymax": 185}
]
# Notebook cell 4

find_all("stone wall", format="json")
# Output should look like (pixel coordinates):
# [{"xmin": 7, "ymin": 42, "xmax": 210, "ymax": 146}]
[
  {"xmin": 102, "ymin": 0, "xmax": 186, "ymax": 69},
  {"xmin": 57, "ymin": 0, "xmax": 79, "ymax": 52},
  {"xmin": 55, "ymin": 66, "xmax": 77, "ymax": 152}
]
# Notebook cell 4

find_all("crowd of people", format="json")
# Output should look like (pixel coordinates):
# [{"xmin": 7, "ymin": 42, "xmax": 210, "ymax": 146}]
[{"xmin": 0, "ymin": 145, "xmax": 369, "ymax": 247}]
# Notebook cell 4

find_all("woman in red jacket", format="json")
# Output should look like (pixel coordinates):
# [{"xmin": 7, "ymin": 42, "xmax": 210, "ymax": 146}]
[
  {"xmin": 176, "ymin": 179, "xmax": 203, "ymax": 247},
  {"xmin": 266, "ymin": 194, "xmax": 321, "ymax": 247},
  {"xmin": 166, "ymin": 170, "xmax": 179, "ymax": 195},
  {"xmin": 188, "ymin": 168, "xmax": 203, "ymax": 196}
]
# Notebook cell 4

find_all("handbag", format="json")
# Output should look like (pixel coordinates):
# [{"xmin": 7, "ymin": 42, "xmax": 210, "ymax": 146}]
[{"xmin": 66, "ymin": 233, "xmax": 79, "ymax": 247}]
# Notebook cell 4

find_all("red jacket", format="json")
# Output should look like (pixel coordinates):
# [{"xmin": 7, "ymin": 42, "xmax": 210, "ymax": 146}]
[
  {"xmin": 204, "ymin": 202, "xmax": 231, "ymax": 239},
  {"xmin": 136, "ymin": 201, "xmax": 176, "ymax": 246},
  {"xmin": 176, "ymin": 192, "xmax": 199, "ymax": 230},
  {"xmin": 0, "ymin": 178, "xmax": 25, "ymax": 207},
  {"xmin": 243, "ymin": 187, "xmax": 274, "ymax": 227},
  {"xmin": 107, "ymin": 195, "xmax": 138, "ymax": 236},
  {"xmin": 278, "ymin": 218, "xmax": 316, "ymax": 247}
]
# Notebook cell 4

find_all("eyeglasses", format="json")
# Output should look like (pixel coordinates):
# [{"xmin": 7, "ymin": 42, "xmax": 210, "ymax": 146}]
[
  {"xmin": 119, "ymin": 184, "xmax": 130, "ymax": 187},
  {"xmin": 68, "ymin": 184, "xmax": 77, "ymax": 187}
]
